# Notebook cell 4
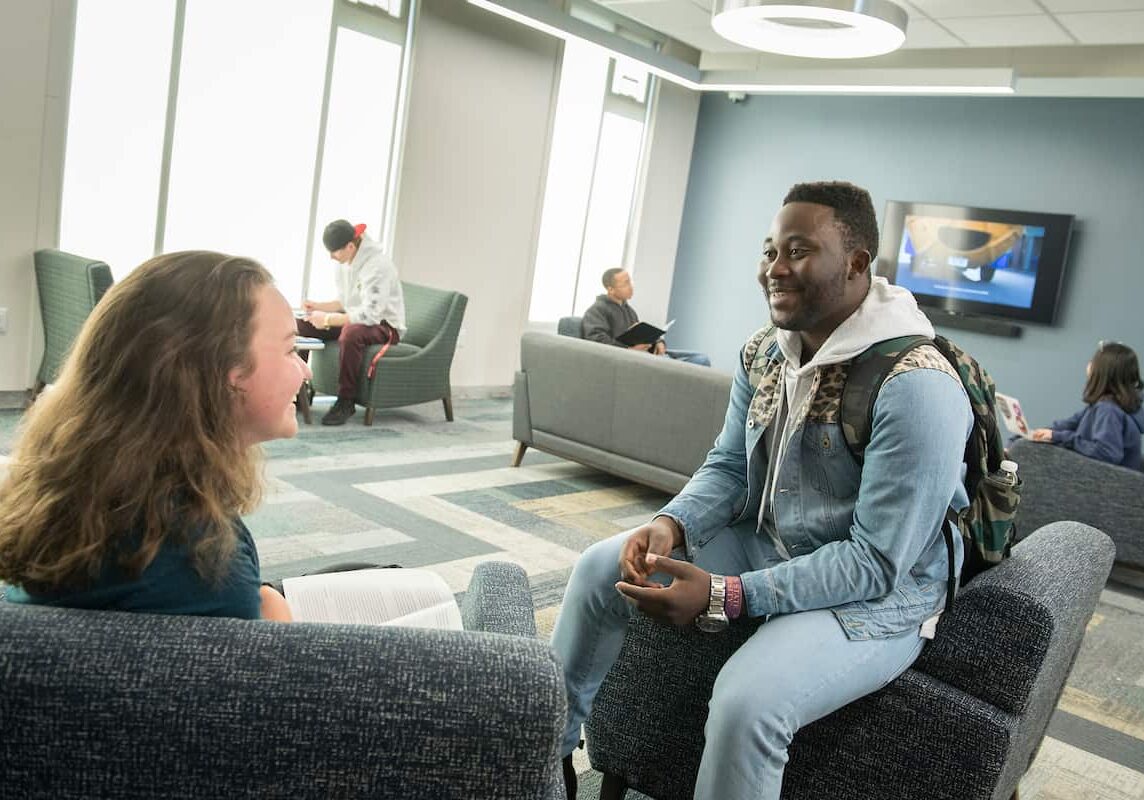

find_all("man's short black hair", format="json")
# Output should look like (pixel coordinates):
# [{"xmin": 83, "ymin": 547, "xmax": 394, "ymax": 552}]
[
  {"xmin": 601, "ymin": 267, "xmax": 625, "ymax": 289},
  {"xmin": 783, "ymin": 181, "xmax": 879, "ymax": 259},
  {"xmin": 322, "ymin": 219, "xmax": 356, "ymax": 253}
]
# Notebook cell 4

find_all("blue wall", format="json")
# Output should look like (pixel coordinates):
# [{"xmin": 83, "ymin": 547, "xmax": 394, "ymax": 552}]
[{"xmin": 667, "ymin": 94, "xmax": 1144, "ymax": 426}]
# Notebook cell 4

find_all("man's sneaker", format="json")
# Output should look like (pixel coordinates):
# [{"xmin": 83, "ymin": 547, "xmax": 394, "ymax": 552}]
[{"xmin": 321, "ymin": 397, "xmax": 356, "ymax": 426}]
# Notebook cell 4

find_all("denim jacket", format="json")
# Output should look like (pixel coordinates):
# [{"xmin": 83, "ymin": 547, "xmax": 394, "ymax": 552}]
[{"xmin": 659, "ymin": 336, "xmax": 972, "ymax": 640}]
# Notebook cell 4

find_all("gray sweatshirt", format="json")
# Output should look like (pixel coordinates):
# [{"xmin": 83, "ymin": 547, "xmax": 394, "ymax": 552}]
[{"xmin": 581, "ymin": 294, "xmax": 640, "ymax": 347}]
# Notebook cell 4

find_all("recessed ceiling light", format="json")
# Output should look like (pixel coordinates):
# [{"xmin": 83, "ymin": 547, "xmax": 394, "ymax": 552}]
[{"xmin": 711, "ymin": 0, "xmax": 909, "ymax": 59}]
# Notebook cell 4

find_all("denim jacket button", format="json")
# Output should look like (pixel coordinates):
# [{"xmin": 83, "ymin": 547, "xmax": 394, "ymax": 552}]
[{"xmin": 747, "ymin": 419, "xmax": 756, "ymax": 429}]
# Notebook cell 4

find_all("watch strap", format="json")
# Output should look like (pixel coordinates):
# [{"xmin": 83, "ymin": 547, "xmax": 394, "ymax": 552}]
[{"xmin": 708, "ymin": 574, "xmax": 726, "ymax": 617}]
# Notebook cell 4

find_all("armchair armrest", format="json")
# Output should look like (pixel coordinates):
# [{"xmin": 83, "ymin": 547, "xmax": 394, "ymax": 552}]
[
  {"xmin": 913, "ymin": 521, "xmax": 1113, "ymax": 714},
  {"xmin": 461, "ymin": 560, "xmax": 537, "ymax": 637}
]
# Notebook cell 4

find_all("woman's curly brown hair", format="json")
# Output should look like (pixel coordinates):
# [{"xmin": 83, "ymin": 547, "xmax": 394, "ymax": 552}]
[{"xmin": 0, "ymin": 251, "xmax": 273, "ymax": 593}]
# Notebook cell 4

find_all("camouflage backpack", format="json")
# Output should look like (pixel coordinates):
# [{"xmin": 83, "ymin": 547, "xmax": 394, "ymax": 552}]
[{"xmin": 842, "ymin": 334, "xmax": 1022, "ymax": 611}]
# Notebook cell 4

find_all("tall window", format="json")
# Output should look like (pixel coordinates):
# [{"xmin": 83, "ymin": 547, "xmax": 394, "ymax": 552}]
[
  {"xmin": 308, "ymin": 21, "xmax": 405, "ymax": 303},
  {"xmin": 59, "ymin": 0, "xmax": 412, "ymax": 305},
  {"xmin": 59, "ymin": 0, "xmax": 175, "ymax": 277},
  {"xmin": 162, "ymin": 0, "xmax": 330, "ymax": 301},
  {"xmin": 528, "ymin": 41, "xmax": 652, "ymax": 323}
]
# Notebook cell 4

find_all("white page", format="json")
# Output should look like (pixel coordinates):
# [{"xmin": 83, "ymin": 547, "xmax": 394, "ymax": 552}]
[
  {"xmin": 995, "ymin": 391, "xmax": 1031, "ymax": 439},
  {"xmin": 282, "ymin": 568, "xmax": 463, "ymax": 630}
]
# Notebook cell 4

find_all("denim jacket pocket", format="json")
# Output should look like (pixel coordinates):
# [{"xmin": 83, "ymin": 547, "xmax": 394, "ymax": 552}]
[
  {"xmin": 803, "ymin": 424, "xmax": 860, "ymax": 499},
  {"xmin": 832, "ymin": 581, "xmax": 942, "ymax": 640}
]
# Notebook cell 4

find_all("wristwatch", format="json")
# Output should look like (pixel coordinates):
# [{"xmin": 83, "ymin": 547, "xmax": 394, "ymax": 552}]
[{"xmin": 695, "ymin": 574, "xmax": 729, "ymax": 633}]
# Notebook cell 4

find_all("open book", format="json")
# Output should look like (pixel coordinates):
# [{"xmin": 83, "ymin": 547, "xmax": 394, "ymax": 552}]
[
  {"xmin": 282, "ymin": 568, "xmax": 463, "ymax": 630},
  {"xmin": 617, "ymin": 319, "xmax": 675, "ymax": 347},
  {"xmin": 995, "ymin": 391, "xmax": 1031, "ymax": 439}
]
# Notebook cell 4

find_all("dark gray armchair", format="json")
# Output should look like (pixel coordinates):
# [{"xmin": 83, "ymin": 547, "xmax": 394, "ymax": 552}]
[
  {"xmin": 1009, "ymin": 437, "xmax": 1144, "ymax": 577},
  {"xmin": 0, "ymin": 561, "xmax": 565, "ymax": 800},
  {"xmin": 584, "ymin": 522, "xmax": 1113, "ymax": 800},
  {"xmin": 558, "ymin": 316, "xmax": 583, "ymax": 338}
]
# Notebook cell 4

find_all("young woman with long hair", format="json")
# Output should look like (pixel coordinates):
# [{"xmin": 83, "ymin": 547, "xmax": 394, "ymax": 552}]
[
  {"xmin": 0, "ymin": 251, "xmax": 304, "ymax": 619},
  {"xmin": 1032, "ymin": 341, "xmax": 1144, "ymax": 470}
]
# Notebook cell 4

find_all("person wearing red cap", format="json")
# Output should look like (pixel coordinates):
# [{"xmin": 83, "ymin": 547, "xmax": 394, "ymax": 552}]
[{"xmin": 297, "ymin": 219, "xmax": 407, "ymax": 425}]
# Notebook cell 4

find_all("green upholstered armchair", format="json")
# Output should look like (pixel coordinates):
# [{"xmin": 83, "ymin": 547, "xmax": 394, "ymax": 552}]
[
  {"xmin": 32, "ymin": 249, "xmax": 114, "ymax": 397},
  {"xmin": 310, "ymin": 282, "xmax": 468, "ymax": 425}
]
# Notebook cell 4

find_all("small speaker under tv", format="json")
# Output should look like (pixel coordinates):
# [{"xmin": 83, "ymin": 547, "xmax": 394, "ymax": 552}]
[{"xmin": 921, "ymin": 307, "xmax": 1022, "ymax": 338}]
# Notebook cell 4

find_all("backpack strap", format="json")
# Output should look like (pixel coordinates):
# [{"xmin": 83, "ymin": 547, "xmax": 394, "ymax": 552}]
[
  {"xmin": 840, "ymin": 335, "xmax": 931, "ymax": 464},
  {"xmin": 943, "ymin": 511, "xmax": 959, "ymax": 614},
  {"xmin": 841, "ymin": 334, "xmax": 964, "ymax": 614}
]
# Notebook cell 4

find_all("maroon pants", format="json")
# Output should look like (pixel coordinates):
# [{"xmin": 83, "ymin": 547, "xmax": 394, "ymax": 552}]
[{"xmin": 297, "ymin": 318, "xmax": 400, "ymax": 400}]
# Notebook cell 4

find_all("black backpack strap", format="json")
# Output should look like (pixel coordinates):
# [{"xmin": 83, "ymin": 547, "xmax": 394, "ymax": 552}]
[
  {"xmin": 841, "ymin": 335, "xmax": 931, "ymax": 465},
  {"xmin": 942, "ymin": 509, "xmax": 959, "ymax": 614},
  {"xmin": 842, "ymin": 335, "xmax": 962, "ymax": 613}
]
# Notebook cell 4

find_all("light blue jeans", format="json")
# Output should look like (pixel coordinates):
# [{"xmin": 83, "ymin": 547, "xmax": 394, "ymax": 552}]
[
  {"xmin": 551, "ymin": 523, "xmax": 927, "ymax": 800},
  {"xmin": 665, "ymin": 348, "xmax": 712, "ymax": 367}
]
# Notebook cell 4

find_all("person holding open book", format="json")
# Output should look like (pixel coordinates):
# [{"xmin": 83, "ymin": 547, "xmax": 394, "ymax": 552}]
[
  {"xmin": 0, "ymin": 251, "xmax": 458, "ymax": 629},
  {"xmin": 296, "ymin": 219, "xmax": 406, "ymax": 426},
  {"xmin": 581, "ymin": 268, "xmax": 710, "ymax": 366}
]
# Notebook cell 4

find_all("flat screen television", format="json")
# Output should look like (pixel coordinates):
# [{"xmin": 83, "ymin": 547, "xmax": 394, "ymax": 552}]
[{"xmin": 876, "ymin": 200, "xmax": 1074, "ymax": 325}]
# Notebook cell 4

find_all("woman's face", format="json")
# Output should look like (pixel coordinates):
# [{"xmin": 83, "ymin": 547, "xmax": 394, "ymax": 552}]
[{"xmin": 231, "ymin": 285, "xmax": 312, "ymax": 447}]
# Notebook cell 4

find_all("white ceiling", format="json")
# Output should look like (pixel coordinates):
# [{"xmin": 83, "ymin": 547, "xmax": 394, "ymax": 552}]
[{"xmin": 592, "ymin": 0, "xmax": 1144, "ymax": 95}]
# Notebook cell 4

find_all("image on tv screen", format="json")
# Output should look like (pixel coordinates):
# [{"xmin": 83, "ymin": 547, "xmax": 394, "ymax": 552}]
[{"xmin": 893, "ymin": 215, "xmax": 1045, "ymax": 310}]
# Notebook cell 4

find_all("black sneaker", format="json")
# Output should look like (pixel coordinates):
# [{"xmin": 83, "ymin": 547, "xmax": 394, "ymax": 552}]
[{"xmin": 321, "ymin": 397, "xmax": 356, "ymax": 426}]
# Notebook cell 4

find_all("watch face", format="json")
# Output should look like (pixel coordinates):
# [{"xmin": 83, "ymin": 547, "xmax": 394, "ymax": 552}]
[{"xmin": 695, "ymin": 614, "xmax": 729, "ymax": 633}]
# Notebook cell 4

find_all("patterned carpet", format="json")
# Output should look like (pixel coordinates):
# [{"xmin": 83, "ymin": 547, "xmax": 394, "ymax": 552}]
[{"xmin": 2, "ymin": 396, "xmax": 1143, "ymax": 798}]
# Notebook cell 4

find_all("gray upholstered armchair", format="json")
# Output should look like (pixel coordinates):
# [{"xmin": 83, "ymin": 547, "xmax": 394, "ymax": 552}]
[
  {"xmin": 1009, "ymin": 437, "xmax": 1144, "ymax": 578},
  {"xmin": 557, "ymin": 316, "xmax": 583, "ymax": 338},
  {"xmin": 0, "ymin": 561, "xmax": 564, "ymax": 800},
  {"xmin": 310, "ymin": 282, "xmax": 468, "ymax": 424},
  {"xmin": 583, "ymin": 522, "xmax": 1113, "ymax": 800},
  {"xmin": 32, "ymin": 248, "xmax": 114, "ymax": 397}
]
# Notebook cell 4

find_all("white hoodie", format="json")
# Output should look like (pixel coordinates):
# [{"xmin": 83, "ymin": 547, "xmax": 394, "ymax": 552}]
[{"xmin": 761, "ymin": 277, "xmax": 934, "ymax": 553}]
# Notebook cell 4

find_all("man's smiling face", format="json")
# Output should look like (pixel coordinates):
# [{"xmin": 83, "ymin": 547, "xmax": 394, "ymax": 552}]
[{"xmin": 759, "ymin": 202, "xmax": 859, "ymax": 344}]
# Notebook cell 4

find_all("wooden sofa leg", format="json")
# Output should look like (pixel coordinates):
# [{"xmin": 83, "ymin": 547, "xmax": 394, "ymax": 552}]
[
  {"xmin": 364, "ymin": 406, "xmax": 375, "ymax": 426},
  {"xmin": 511, "ymin": 441, "xmax": 528, "ymax": 467},
  {"xmin": 442, "ymin": 393, "xmax": 454, "ymax": 422},
  {"xmin": 600, "ymin": 773, "xmax": 628, "ymax": 800}
]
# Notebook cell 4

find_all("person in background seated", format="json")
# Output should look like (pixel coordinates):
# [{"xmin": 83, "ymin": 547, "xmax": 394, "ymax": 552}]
[
  {"xmin": 1031, "ymin": 341, "xmax": 1143, "ymax": 470},
  {"xmin": 0, "ymin": 252, "xmax": 303, "ymax": 621},
  {"xmin": 581, "ymin": 268, "xmax": 711, "ymax": 366},
  {"xmin": 552, "ymin": 182, "xmax": 972, "ymax": 799},
  {"xmin": 297, "ymin": 219, "xmax": 406, "ymax": 426}
]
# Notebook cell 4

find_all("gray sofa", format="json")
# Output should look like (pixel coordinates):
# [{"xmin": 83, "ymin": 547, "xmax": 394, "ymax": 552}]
[
  {"xmin": 0, "ymin": 562, "xmax": 565, "ymax": 800},
  {"xmin": 1010, "ymin": 437, "xmax": 1144, "ymax": 577},
  {"xmin": 585, "ymin": 522, "xmax": 1114, "ymax": 800},
  {"xmin": 512, "ymin": 332, "xmax": 730, "ymax": 493}
]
